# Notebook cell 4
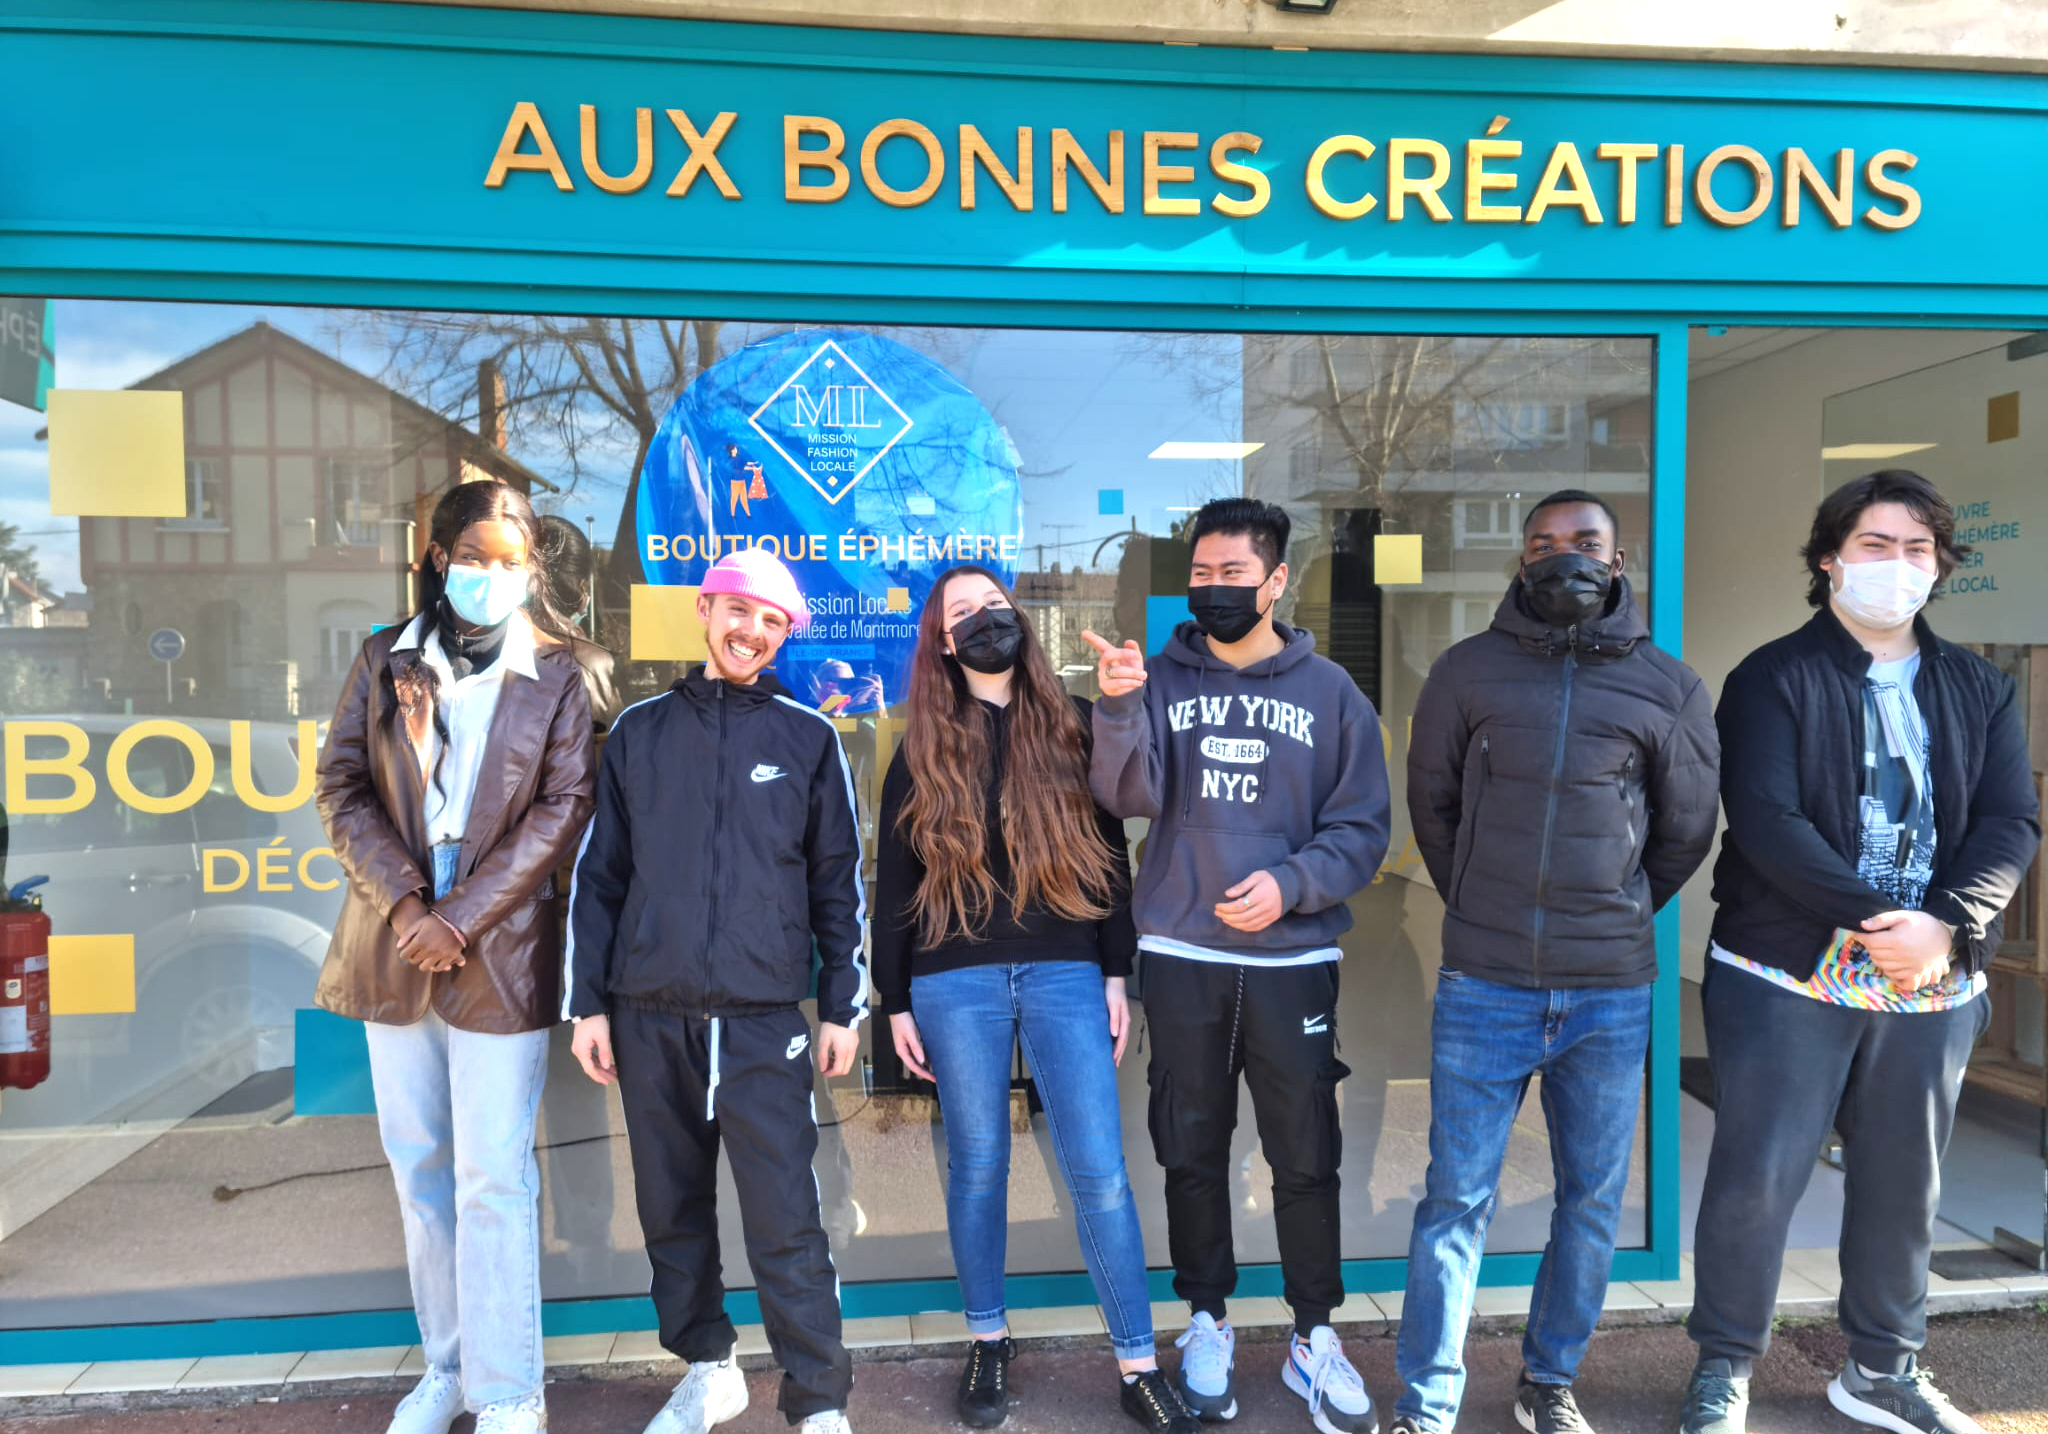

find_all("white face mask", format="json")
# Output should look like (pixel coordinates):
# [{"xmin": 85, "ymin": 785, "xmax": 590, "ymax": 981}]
[{"xmin": 1831, "ymin": 555, "xmax": 1935, "ymax": 630}]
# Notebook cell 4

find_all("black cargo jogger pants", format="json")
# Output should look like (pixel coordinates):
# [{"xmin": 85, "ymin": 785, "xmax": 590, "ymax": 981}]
[{"xmin": 1141, "ymin": 951, "xmax": 1351, "ymax": 1334}]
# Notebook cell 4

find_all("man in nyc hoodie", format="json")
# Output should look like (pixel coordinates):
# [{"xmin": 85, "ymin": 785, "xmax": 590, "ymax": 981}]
[
  {"xmin": 567, "ymin": 548, "xmax": 867, "ymax": 1434},
  {"xmin": 1086, "ymin": 498, "xmax": 1391, "ymax": 1434}
]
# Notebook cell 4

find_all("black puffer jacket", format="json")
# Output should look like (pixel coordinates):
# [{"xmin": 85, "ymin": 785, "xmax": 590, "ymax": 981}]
[
  {"xmin": 1710, "ymin": 608, "xmax": 2040, "ymax": 979},
  {"xmin": 1408, "ymin": 575, "xmax": 1720, "ymax": 988}
]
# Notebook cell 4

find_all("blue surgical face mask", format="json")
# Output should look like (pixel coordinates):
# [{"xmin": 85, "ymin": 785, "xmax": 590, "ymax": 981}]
[{"xmin": 443, "ymin": 562, "xmax": 529, "ymax": 628}]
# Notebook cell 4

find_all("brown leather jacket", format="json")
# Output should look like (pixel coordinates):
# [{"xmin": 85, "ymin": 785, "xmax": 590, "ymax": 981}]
[{"xmin": 313, "ymin": 617, "xmax": 597, "ymax": 1033}]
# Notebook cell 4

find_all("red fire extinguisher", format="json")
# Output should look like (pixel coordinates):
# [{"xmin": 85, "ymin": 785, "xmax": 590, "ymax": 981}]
[{"xmin": 1, "ymin": 876, "xmax": 52, "ymax": 1091}]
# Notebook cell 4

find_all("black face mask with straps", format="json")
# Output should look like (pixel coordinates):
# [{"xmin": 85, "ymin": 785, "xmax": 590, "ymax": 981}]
[
  {"xmin": 950, "ymin": 605, "xmax": 1023, "ymax": 675},
  {"xmin": 1186, "ymin": 583, "xmax": 1270, "ymax": 645},
  {"xmin": 1520, "ymin": 552, "xmax": 1616, "ymax": 627}
]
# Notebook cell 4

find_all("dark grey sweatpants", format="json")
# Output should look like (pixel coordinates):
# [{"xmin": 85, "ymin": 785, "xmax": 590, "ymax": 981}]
[{"xmin": 1687, "ymin": 960, "xmax": 1989, "ymax": 1376}]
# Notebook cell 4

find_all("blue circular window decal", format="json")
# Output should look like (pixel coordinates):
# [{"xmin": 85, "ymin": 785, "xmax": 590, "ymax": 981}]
[{"xmin": 636, "ymin": 327, "xmax": 1022, "ymax": 711}]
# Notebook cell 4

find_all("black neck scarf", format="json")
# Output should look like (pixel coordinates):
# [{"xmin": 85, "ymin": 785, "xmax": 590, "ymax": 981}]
[{"xmin": 434, "ymin": 600, "xmax": 509, "ymax": 680}]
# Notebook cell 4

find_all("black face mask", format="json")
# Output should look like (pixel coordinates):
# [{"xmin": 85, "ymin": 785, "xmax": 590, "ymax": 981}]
[
  {"xmin": 1521, "ymin": 552, "xmax": 1617, "ymax": 627},
  {"xmin": 950, "ymin": 605, "xmax": 1023, "ymax": 674},
  {"xmin": 1187, "ymin": 583, "xmax": 1270, "ymax": 645}
]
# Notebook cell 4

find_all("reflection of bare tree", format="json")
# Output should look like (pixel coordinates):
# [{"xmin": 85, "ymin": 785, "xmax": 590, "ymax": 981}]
[
  {"xmin": 1282, "ymin": 335, "xmax": 1502, "ymax": 524},
  {"xmin": 335, "ymin": 316, "xmax": 994, "ymax": 609},
  {"xmin": 333, "ymin": 312, "xmax": 729, "ymax": 607}
]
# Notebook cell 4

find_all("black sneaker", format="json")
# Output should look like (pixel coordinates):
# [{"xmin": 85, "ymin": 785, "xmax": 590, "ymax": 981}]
[
  {"xmin": 1516, "ymin": 1374, "xmax": 1593, "ymax": 1434},
  {"xmin": 1828, "ymin": 1360, "xmax": 1985, "ymax": 1434},
  {"xmin": 1679, "ymin": 1360, "xmax": 1749, "ymax": 1434},
  {"xmin": 956, "ymin": 1337, "xmax": 1016, "ymax": 1428},
  {"xmin": 1123, "ymin": 1368, "xmax": 1203, "ymax": 1433}
]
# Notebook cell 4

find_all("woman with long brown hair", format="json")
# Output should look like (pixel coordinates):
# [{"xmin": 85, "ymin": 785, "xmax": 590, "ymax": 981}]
[{"xmin": 875, "ymin": 565, "xmax": 1196, "ymax": 1434}]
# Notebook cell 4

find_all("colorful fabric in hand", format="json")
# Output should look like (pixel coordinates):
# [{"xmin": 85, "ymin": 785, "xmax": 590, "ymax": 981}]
[{"xmin": 1713, "ymin": 928, "xmax": 1984, "ymax": 1013}]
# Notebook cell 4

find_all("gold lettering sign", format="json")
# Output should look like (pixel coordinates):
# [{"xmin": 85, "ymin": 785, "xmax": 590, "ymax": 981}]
[{"xmin": 482, "ymin": 103, "xmax": 1925, "ymax": 232}]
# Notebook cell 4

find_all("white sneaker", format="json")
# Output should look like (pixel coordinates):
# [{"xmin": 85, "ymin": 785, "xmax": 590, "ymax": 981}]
[
  {"xmin": 1174, "ymin": 1312, "xmax": 1238, "ymax": 1421},
  {"xmin": 1283, "ymin": 1328, "xmax": 1378, "ymax": 1434},
  {"xmin": 642, "ymin": 1352, "xmax": 749, "ymax": 1434},
  {"xmin": 475, "ymin": 1395, "xmax": 548, "ymax": 1433},
  {"xmin": 800, "ymin": 1412, "xmax": 853, "ymax": 1434},
  {"xmin": 387, "ymin": 1368, "xmax": 466, "ymax": 1434}
]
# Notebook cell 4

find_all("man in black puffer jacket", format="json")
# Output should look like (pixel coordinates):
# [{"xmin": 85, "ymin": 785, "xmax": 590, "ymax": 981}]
[{"xmin": 1392, "ymin": 490, "xmax": 1719, "ymax": 1434}]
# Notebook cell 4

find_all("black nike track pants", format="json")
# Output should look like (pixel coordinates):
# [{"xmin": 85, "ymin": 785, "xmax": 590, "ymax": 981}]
[
  {"xmin": 612, "ymin": 1004, "xmax": 852, "ymax": 1423},
  {"xmin": 1141, "ymin": 952, "xmax": 1350, "ymax": 1335}
]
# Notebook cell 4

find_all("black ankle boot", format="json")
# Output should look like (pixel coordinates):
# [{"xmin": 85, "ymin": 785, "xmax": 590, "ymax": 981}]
[{"xmin": 957, "ymin": 1336, "xmax": 1017, "ymax": 1427}]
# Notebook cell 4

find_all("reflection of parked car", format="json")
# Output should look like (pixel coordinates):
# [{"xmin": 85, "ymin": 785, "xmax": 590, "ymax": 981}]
[{"xmin": 1, "ymin": 716, "xmax": 338, "ymax": 1119}]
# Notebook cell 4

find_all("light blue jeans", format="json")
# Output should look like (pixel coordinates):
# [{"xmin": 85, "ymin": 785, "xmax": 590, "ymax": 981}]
[
  {"xmin": 912, "ymin": 960, "xmax": 1156, "ymax": 1360},
  {"xmin": 363, "ymin": 841, "xmax": 551, "ymax": 1409},
  {"xmin": 1395, "ymin": 967, "xmax": 1652, "ymax": 1431}
]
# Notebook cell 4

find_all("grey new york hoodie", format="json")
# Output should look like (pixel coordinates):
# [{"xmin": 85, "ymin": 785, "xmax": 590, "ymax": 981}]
[{"xmin": 1091, "ymin": 620, "xmax": 1392, "ymax": 963}]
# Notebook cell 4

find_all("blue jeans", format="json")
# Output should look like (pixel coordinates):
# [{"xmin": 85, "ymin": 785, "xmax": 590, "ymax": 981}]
[
  {"xmin": 1395, "ymin": 969, "xmax": 1652, "ymax": 1431},
  {"xmin": 363, "ymin": 840, "xmax": 551, "ymax": 1409},
  {"xmin": 912, "ymin": 961, "xmax": 1156, "ymax": 1360}
]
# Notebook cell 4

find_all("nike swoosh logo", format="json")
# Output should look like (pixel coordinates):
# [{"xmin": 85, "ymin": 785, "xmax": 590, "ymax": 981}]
[
  {"xmin": 786, "ymin": 1034, "xmax": 809, "ymax": 1060},
  {"xmin": 750, "ymin": 764, "xmax": 786, "ymax": 783},
  {"xmin": 1303, "ymin": 1014, "xmax": 1327, "ymax": 1031}
]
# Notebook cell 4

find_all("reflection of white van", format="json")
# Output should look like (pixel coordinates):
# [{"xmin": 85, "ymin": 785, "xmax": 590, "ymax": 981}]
[{"xmin": 1, "ymin": 715, "xmax": 338, "ymax": 1129}]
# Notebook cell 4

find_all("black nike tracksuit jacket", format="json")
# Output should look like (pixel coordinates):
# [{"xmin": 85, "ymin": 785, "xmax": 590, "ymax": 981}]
[{"xmin": 566, "ymin": 666, "xmax": 866, "ymax": 1420}]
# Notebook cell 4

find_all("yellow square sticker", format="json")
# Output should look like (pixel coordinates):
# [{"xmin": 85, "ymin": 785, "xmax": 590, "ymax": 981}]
[
  {"xmin": 47, "ymin": 390, "xmax": 189, "ymax": 518},
  {"xmin": 630, "ymin": 584, "xmax": 707, "ymax": 663},
  {"xmin": 885, "ymin": 586, "xmax": 911, "ymax": 613},
  {"xmin": 48, "ymin": 934, "xmax": 138, "ymax": 1015},
  {"xmin": 1374, "ymin": 533, "xmax": 1424, "ymax": 585}
]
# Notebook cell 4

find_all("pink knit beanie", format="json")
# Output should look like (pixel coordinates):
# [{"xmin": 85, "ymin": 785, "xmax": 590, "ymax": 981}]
[{"xmin": 699, "ymin": 547, "xmax": 811, "ymax": 632}]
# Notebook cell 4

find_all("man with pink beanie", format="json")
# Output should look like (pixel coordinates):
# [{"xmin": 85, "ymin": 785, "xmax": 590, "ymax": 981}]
[{"xmin": 568, "ymin": 547, "xmax": 867, "ymax": 1434}]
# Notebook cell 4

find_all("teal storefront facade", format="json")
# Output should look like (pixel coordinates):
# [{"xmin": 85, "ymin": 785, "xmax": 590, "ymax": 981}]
[{"xmin": 2, "ymin": 0, "xmax": 2046, "ymax": 1365}]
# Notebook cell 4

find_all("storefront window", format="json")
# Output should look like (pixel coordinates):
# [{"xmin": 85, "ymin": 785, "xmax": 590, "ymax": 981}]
[{"xmin": 0, "ymin": 301, "xmax": 1651, "ymax": 1329}]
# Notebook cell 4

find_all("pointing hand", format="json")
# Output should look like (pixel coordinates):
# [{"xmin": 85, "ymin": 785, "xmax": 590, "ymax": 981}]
[{"xmin": 1082, "ymin": 629, "xmax": 1148, "ymax": 698}]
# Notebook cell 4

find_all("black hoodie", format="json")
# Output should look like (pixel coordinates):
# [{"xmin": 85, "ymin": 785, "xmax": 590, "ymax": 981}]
[
  {"xmin": 1407, "ymin": 574, "xmax": 1719, "ymax": 989},
  {"xmin": 872, "ymin": 695, "xmax": 1136, "ymax": 1011}
]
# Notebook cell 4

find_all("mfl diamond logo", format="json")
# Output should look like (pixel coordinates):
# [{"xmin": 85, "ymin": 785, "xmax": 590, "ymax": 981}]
[{"xmin": 747, "ymin": 339, "xmax": 914, "ymax": 506}]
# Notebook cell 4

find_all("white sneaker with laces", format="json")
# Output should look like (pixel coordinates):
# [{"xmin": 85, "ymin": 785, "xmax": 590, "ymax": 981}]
[
  {"xmin": 800, "ymin": 1411, "xmax": 853, "ymax": 1434},
  {"xmin": 387, "ymin": 1368, "xmax": 466, "ymax": 1434},
  {"xmin": 1283, "ymin": 1327, "xmax": 1378, "ymax": 1434},
  {"xmin": 641, "ymin": 1352, "xmax": 749, "ymax": 1434},
  {"xmin": 474, "ymin": 1394, "xmax": 548, "ymax": 1433},
  {"xmin": 1174, "ymin": 1312, "xmax": 1239, "ymax": 1421}
]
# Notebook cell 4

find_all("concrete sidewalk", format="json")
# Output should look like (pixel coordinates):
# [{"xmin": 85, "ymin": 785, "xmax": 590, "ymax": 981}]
[{"xmin": 10, "ymin": 1311, "xmax": 2048, "ymax": 1434}]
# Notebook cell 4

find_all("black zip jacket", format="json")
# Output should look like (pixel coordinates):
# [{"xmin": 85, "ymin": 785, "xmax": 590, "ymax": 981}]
[
  {"xmin": 873, "ymin": 695, "xmax": 1136, "ymax": 1012},
  {"xmin": 564, "ymin": 666, "xmax": 870, "ymax": 1027},
  {"xmin": 1408, "ymin": 575, "xmax": 1720, "ymax": 988},
  {"xmin": 1710, "ymin": 607, "xmax": 2040, "ymax": 979}
]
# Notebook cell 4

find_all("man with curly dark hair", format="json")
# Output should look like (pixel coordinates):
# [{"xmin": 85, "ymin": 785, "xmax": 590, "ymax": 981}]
[{"xmin": 1679, "ymin": 470, "xmax": 2039, "ymax": 1434}]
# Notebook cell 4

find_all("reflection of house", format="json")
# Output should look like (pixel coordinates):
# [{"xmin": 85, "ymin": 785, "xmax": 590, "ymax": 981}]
[
  {"xmin": 78, "ymin": 323, "xmax": 551, "ymax": 719},
  {"xmin": 1014, "ymin": 567, "xmax": 1116, "ymax": 677},
  {"xmin": 0, "ymin": 571, "xmax": 60, "ymax": 627}
]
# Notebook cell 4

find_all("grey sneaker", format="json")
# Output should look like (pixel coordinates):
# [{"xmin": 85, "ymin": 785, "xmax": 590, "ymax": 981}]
[
  {"xmin": 1828, "ymin": 1361, "xmax": 1984, "ymax": 1434},
  {"xmin": 1678, "ymin": 1360, "xmax": 1748, "ymax": 1434},
  {"xmin": 1516, "ymin": 1375, "xmax": 1592, "ymax": 1434}
]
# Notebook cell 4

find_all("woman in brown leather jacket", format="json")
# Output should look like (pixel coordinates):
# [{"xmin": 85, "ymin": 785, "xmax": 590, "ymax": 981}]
[{"xmin": 314, "ymin": 480, "xmax": 596, "ymax": 1434}]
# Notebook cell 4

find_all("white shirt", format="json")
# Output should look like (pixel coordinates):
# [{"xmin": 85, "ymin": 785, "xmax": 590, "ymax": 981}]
[{"xmin": 392, "ymin": 611, "xmax": 538, "ymax": 846}]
